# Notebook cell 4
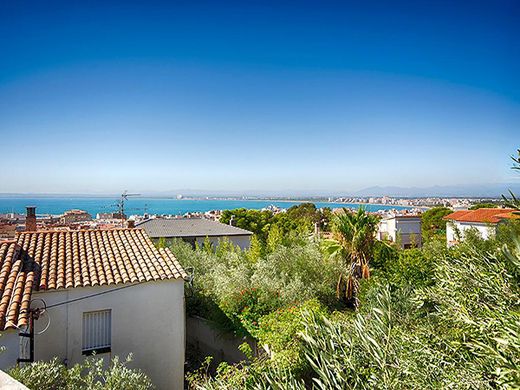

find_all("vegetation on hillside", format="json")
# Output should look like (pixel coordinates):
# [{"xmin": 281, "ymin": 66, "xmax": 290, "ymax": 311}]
[
  {"xmin": 178, "ymin": 151, "xmax": 520, "ymax": 389},
  {"xmin": 183, "ymin": 218, "xmax": 520, "ymax": 389}
]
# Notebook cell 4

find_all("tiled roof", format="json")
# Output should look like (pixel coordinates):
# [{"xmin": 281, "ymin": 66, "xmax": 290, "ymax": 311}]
[
  {"xmin": 0, "ymin": 228, "xmax": 186, "ymax": 330},
  {"xmin": 137, "ymin": 218, "xmax": 253, "ymax": 238},
  {"xmin": 443, "ymin": 208, "xmax": 518, "ymax": 224}
]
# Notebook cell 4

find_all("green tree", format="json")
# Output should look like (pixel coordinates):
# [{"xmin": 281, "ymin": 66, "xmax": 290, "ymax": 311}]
[
  {"xmin": 220, "ymin": 209, "xmax": 274, "ymax": 240},
  {"xmin": 267, "ymin": 224, "xmax": 284, "ymax": 252},
  {"xmin": 469, "ymin": 202, "xmax": 499, "ymax": 210},
  {"xmin": 157, "ymin": 237, "xmax": 166, "ymax": 248},
  {"xmin": 421, "ymin": 206, "xmax": 452, "ymax": 242},
  {"xmin": 323, "ymin": 208, "xmax": 380, "ymax": 305},
  {"xmin": 247, "ymin": 234, "xmax": 264, "ymax": 263}
]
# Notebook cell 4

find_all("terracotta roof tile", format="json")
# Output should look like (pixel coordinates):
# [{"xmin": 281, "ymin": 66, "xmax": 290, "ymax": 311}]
[
  {"xmin": 0, "ymin": 228, "xmax": 186, "ymax": 330},
  {"xmin": 443, "ymin": 208, "xmax": 517, "ymax": 224}
]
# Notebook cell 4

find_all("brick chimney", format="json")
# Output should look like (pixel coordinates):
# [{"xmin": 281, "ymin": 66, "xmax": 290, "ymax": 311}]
[
  {"xmin": 127, "ymin": 220, "xmax": 135, "ymax": 228},
  {"xmin": 25, "ymin": 206, "xmax": 37, "ymax": 232}
]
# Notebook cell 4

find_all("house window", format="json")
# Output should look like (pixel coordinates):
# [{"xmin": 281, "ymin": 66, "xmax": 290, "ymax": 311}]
[{"xmin": 82, "ymin": 309, "xmax": 111, "ymax": 355}]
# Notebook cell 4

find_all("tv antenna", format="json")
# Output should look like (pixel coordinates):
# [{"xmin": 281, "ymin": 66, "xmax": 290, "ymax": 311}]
[
  {"xmin": 117, "ymin": 191, "xmax": 141, "ymax": 227},
  {"xmin": 18, "ymin": 298, "xmax": 51, "ymax": 364}
]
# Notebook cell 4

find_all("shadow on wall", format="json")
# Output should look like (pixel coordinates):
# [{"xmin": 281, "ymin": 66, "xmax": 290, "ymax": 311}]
[{"xmin": 185, "ymin": 316, "xmax": 257, "ymax": 373}]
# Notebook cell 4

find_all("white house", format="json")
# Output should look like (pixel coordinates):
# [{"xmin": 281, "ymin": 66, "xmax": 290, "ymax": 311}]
[
  {"xmin": 0, "ymin": 228, "xmax": 187, "ymax": 390},
  {"xmin": 137, "ymin": 218, "xmax": 253, "ymax": 249},
  {"xmin": 377, "ymin": 215, "xmax": 422, "ymax": 249},
  {"xmin": 444, "ymin": 208, "xmax": 517, "ymax": 246}
]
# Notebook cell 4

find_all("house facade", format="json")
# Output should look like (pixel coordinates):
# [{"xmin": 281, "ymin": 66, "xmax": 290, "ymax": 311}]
[
  {"xmin": 377, "ymin": 215, "xmax": 422, "ymax": 249},
  {"xmin": 443, "ymin": 208, "xmax": 517, "ymax": 246},
  {"xmin": 0, "ymin": 228, "xmax": 187, "ymax": 390},
  {"xmin": 137, "ymin": 218, "xmax": 253, "ymax": 249}
]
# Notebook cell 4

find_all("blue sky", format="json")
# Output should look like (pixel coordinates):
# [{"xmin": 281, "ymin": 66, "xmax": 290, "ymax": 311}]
[{"xmin": 0, "ymin": 1, "xmax": 518, "ymax": 194}]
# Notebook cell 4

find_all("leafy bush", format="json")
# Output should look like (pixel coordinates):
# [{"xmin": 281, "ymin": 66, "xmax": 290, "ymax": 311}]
[
  {"xmin": 251, "ymin": 241, "xmax": 339, "ymax": 308},
  {"xmin": 414, "ymin": 239, "xmax": 520, "ymax": 387},
  {"xmin": 186, "ymin": 300, "xmax": 328, "ymax": 390},
  {"xmin": 9, "ymin": 355, "xmax": 153, "ymax": 390},
  {"xmin": 9, "ymin": 358, "xmax": 67, "ymax": 389},
  {"xmin": 254, "ymin": 300, "xmax": 328, "ymax": 371},
  {"xmin": 382, "ymin": 248, "xmax": 434, "ymax": 288}
]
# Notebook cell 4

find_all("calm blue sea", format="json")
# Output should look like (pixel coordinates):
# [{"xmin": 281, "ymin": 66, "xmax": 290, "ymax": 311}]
[{"xmin": 0, "ymin": 197, "xmax": 410, "ymax": 216}]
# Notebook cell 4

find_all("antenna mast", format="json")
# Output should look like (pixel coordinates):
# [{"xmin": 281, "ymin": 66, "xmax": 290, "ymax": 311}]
[{"xmin": 118, "ymin": 190, "xmax": 141, "ymax": 227}]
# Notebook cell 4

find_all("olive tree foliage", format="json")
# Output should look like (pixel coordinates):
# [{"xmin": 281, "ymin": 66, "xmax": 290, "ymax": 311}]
[{"xmin": 169, "ymin": 236, "xmax": 339, "ymax": 335}]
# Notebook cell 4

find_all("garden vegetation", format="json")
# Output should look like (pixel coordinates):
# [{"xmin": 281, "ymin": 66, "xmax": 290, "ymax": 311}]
[{"xmin": 175, "ymin": 168, "xmax": 520, "ymax": 389}]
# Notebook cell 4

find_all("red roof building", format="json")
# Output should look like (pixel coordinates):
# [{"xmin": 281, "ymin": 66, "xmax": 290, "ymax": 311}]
[
  {"xmin": 443, "ymin": 208, "xmax": 518, "ymax": 224},
  {"xmin": 443, "ymin": 208, "xmax": 518, "ymax": 247}
]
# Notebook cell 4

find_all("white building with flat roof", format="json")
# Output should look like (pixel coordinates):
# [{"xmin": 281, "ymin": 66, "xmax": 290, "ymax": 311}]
[{"xmin": 378, "ymin": 215, "xmax": 422, "ymax": 249}]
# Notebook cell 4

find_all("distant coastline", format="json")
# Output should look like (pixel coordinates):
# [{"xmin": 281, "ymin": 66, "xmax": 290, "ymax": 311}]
[{"xmin": 0, "ymin": 196, "xmax": 414, "ymax": 216}]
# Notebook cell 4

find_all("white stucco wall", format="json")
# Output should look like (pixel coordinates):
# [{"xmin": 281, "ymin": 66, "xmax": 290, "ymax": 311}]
[
  {"xmin": 446, "ymin": 223, "xmax": 456, "ymax": 246},
  {"xmin": 186, "ymin": 316, "xmax": 256, "ymax": 366},
  {"xmin": 395, "ymin": 218, "xmax": 422, "ymax": 248},
  {"xmin": 1, "ymin": 280, "xmax": 185, "ymax": 390},
  {"xmin": 377, "ymin": 218, "xmax": 422, "ymax": 248},
  {"xmin": 446, "ymin": 221, "xmax": 496, "ymax": 246}
]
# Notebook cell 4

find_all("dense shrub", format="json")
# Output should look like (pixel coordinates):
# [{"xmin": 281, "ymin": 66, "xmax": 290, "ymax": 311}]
[
  {"xmin": 171, "ymin": 237, "xmax": 339, "ymax": 335},
  {"xmin": 254, "ymin": 300, "xmax": 328, "ymax": 371},
  {"xmin": 251, "ymin": 241, "xmax": 339, "ymax": 308}
]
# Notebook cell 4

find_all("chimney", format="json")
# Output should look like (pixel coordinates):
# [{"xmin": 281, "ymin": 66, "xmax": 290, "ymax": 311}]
[
  {"xmin": 127, "ymin": 220, "xmax": 135, "ymax": 228},
  {"xmin": 26, "ymin": 206, "xmax": 37, "ymax": 232}
]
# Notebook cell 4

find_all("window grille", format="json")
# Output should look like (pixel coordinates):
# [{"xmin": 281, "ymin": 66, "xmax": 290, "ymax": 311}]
[{"xmin": 82, "ymin": 309, "xmax": 111, "ymax": 355}]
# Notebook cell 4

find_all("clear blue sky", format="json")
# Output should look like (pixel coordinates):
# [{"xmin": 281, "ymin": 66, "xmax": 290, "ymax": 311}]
[{"xmin": 0, "ymin": 0, "xmax": 518, "ymax": 194}]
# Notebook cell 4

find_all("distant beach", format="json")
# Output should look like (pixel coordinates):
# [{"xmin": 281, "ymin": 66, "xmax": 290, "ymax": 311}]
[{"xmin": 0, "ymin": 197, "xmax": 412, "ymax": 216}]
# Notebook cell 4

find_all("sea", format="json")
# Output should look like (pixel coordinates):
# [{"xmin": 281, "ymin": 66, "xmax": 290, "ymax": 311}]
[{"xmin": 0, "ymin": 197, "xmax": 411, "ymax": 216}]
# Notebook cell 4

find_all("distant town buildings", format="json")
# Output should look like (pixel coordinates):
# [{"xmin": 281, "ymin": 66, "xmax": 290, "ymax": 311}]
[
  {"xmin": 332, "ymin": 196, "xmax": 501, "ymax": 209},
  {"xmin": 96, "ymin": 212, "xmax": 126, "ymax": 220},
  {"xmin": 60, "ymin": 209, "xmax": 92, "ymax": 224}
]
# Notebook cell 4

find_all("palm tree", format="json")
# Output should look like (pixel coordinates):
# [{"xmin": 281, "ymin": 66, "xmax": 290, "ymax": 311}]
[
  {"xmin": 323, "ymin": 207, "xmax": 380, "ymax": 306},
  {"xmin": 503, "ymin": 149, "xmax": 520, "ymax": 212}
]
